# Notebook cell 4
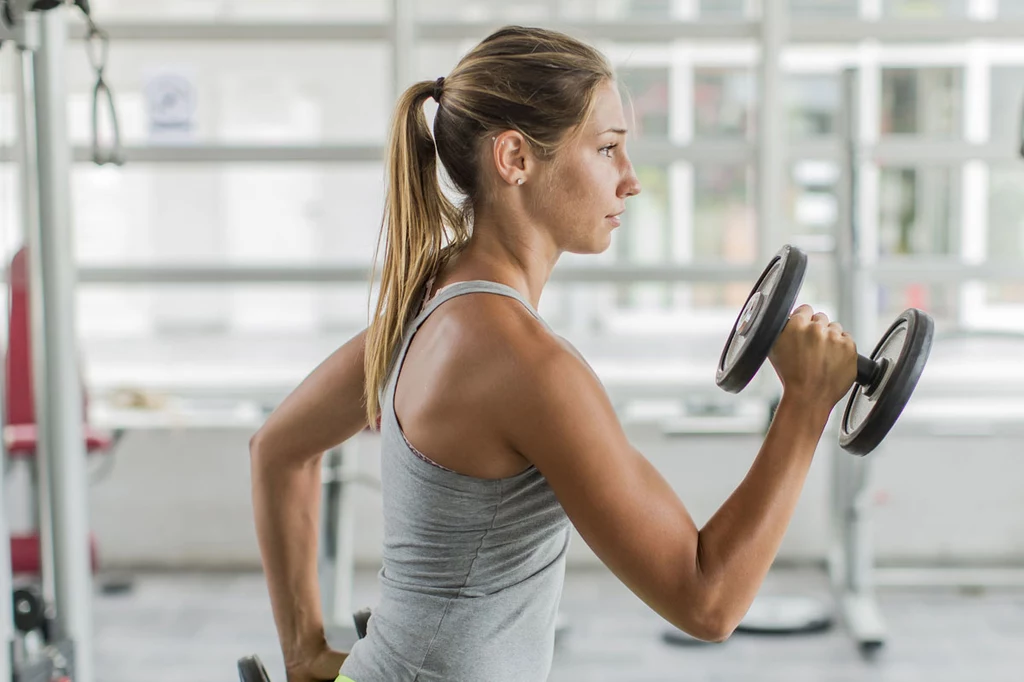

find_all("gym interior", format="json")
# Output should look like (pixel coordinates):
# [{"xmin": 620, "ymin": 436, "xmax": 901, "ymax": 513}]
[{"xmin": 2, "ymin": 1, "xmax": 1024, "ymax": 681}]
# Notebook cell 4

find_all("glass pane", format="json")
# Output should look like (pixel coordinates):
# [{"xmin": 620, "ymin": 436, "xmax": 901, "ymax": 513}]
[
  {"xmin": 419, "ymin": 0, "xmax": 552, "ymax": 21},
  {"xmin": 990, "ymin": 67, "xmax": 1024, "ymax": 143},
  {"xmin": 998, "ymin": 0, "xmax": 1024, "ymax": 17},
  {"xmin": 880, "ymin": 68, "xmax": 963, "ymax": 138},
  {"xmin": 876, "ymin": 282, "xmax": 959, "ymax": 329},
  {"xmin": 65, "ymin": 44, "xmax": 391, "ymax": 146},
  {"xmin": 614, "ymin": 165, "xmax": 672, "ymax": 309},
  {"xmin": 785, "ymin": 72, "xmax": 841, "ymax": 137},
  {"xmin": 882, "ymin": 0, "xmax": 968, "ymax": 17},
  {"xmin": 988, "ymin": 165, "xmax": 1024, "ymax": 264},
  {"xmin": 878, "ymin": 166, "xmax": 960, "ymax": 257},
  {"xmin": 72, "ymin": 162, "xmax": 385, "ymax": 265},
  {"xmin": 984, "ymin": 282, "xmax": 1024, "ymax": 307},
  {"xmin": 784, "ymin": 160, "xmax": 840, "ymax": 246},
  {"xmin": 88, "ymin": 0, "xmax": 389, "ymax": 20},
  {"xmin": 78, "ymin": 282, "xmax": 371, "ymax": 349},
  {"xmin": 694, "ymin": 68, "xmax": 756, "ymax": 138},
  {"xmin": 699, "ymin": 0, "xmax": 747, "ymax": 17},
  {"xmin": 0, "ymin": 164, "xmax": 19, "ymax": 266},
  {"xmin": 619, "ymin": 67, "xmax": 671, "ymax": 139},
  {"xmin": 789, "ymin": 0, "xmax": 858, "ymax": 16},
  {"xmin": 694, "ymin": 164, "xmax": 757, "ymax": 264}
]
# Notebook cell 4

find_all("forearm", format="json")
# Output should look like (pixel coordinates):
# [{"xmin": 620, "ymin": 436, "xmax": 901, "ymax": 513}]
[
  {"xmin": 250, "ymin": 448, "xmax": 332, "ymax": 666},
  {"xmin": 693, "ymin": 393, "xmax": 831, "ymax": 633}
]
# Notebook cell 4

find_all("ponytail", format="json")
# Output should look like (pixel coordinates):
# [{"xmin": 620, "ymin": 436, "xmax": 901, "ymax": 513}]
[{"xmin": 364, "ymin": 81, "xmax": 467, "ymax": 425}]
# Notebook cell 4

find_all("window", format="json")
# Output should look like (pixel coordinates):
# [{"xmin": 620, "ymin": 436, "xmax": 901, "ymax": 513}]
[
  {"xmin": 66, "ymin": 44, "xmax": 392, "ymax": 146},
  {"xmin": 87, "ymin": 0, "xmax": 389, "ymax": 21},
  {"xmin": 877, "ymin": 166, "xmax": 960, "ymax": 257},
  {"xmin": 785, "ymin": 72, "xmax": 841, "ymax": 138},
  {"xmin": 882, "ymin": 0, "xmax": 968, "ymax": 17},
  {"xmin": 880, "ymin": 67, "xmax": 963, "ymax": 138},
  {"xmin": 694, "ymin": 67, "xmax": 756, "ymax": 138}
]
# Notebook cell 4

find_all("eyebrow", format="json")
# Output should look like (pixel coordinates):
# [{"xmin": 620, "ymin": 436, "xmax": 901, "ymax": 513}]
[{"xmin": 599, "ymin": 127, "xmax": 628, "ymax": 135}]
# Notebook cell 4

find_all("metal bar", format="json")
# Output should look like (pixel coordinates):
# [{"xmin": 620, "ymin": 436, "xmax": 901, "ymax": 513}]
[
  {"xmin": 5, "ymin": 139, "xmax": 1016, "ymax": 165},
  {"xmin": 55, "ymin": 17, "xmax": 1024, "ymax": 43},
  {"xmin": 789, "ymin": 18, "xmax": 1024, "ymax": 42},
  {"xmin": 330, "ymin": 442, "xmax": 358, "ymax": 627},
  {"xmin": 15, "ymin": 29, "xmax": 59, "ymax": 616},
  {"xmin": 67, "ymin": 21, "xmax": 392, "ymax": 42},
  {"xmin": 1, "ymin": 260, "xmax": 1020, "ymax": 286},
  {"xmin": 392, "ymin": 0, "xmax": 414, "ymax": 99},
  {"xmin": 0, "ymin": 141, "xmax": 753, "ymax": 164},
  {"xmin": 416, "ymin": 20, "xmax": 759, "ymax": 42},
  {"xmin": 756, "ymin": 0, "xmax": 785, "ymax": 263},
  {"xmin": 29, "ymin": 8, "xmax": 94, "ymax": 682},
  {"xmin": 0, "ymin": 45, "xmax": 15, "ymax": 682},
  {"xmin": 1, "ymin": 260, "xmax": 1017, "ymax": 286},
  {"xmin": 69, "ymin": 263, "xmax": 762, "ymax": 285}
]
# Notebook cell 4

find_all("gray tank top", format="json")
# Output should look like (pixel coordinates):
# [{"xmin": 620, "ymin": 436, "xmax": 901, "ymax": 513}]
[{"xmin": 339, "ymin": 281, "xmax": 572, "ymax": 682}]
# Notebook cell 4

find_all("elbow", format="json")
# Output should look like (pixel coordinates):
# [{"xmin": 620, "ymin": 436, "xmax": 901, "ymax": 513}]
[
  {"xmin": 673, "ymin": 571, "xmax": 739, "ymax": 643},
  {"xmin": 249, "ymin": 429, "xmax": 274, "ymax": 468},
  {"xmin": 679, "ymin": 603, "xmax": 736, "ymax": 644}
]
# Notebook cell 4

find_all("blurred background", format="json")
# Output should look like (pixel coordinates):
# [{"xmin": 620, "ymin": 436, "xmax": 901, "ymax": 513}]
[{"xmin": 2, "ymin": 1, "xmax": 1024, "ymax": 681}]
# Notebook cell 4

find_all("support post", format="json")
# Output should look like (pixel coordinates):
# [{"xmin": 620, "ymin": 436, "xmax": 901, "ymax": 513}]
[{"xmin": 27, "ymin": 6, "xmax": 95, "ymax": 681}]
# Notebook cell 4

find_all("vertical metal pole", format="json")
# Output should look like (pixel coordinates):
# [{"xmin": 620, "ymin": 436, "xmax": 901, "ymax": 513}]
[
  {"xmin": 756, "ymin": 0, "xmax": 785, "ymax": 266},
  {"xmin": 28, "ymin": 7, "xmax": 95, "ymax": 682},
  {"xmin": 15, "ymin": 32, "xmax": 60, "ymax": 616},
  {"xmin": 834, "ymin": 67, "xmax": 885, "ymax": 649},
  {"xmin": 330, "ymin": 442, "xmax": 357, "ymax": 623},
  {"xmin": 392, "ymin": 0, "xmax": 414, "ymax": 101},
  {"xmin": 0, "ymin": 42, "xmax": 19, "ymax": 682}
]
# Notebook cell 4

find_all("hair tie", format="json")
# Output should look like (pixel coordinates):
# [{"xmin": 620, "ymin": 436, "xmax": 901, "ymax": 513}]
[{"xmin": 431, "ymin": 77, "xmax": 445, "ymax": 103}]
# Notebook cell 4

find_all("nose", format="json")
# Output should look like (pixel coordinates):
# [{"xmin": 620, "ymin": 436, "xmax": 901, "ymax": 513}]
[{"xmin": 620, "ymin": 159, "xmax": 641, "ymax": 198}]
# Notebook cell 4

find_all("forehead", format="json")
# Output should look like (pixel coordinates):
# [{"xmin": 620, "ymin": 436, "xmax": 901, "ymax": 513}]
[{"xmin": 583, "ymin": 81, "xmax": 627, "ymax": 134}]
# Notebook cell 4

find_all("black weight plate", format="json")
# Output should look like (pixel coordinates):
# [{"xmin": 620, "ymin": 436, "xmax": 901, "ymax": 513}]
[
  {"xmin": 12, "ymin": 586, "xmax": 44, "ymax": 634},
  {"xmin": 237, "ymin": 655, "xmax": 272, "ymax": 682},
  {"xmin": 716, "ymin": 245, "xmax": 807, "ymax": 393},
  {"xmin": 839, "ymin": 308, "xmax": 934, "ymax": 456},
  {"xmin": 353, "ymin": 607, "xmax": 372, "ymax": 639}
]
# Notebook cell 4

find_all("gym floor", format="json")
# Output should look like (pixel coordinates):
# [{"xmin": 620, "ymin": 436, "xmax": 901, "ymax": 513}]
[{"xmin": 93, "ymin": 566, "xmax": 1024, "ymax": 682}]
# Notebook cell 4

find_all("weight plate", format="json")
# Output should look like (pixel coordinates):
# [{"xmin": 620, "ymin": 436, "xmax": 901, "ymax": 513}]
[
  {"xmin": 839, "ymin": 308, "xmax": 934, "ymax": 456},
  {"xmin": 237, "ymin": 655, "xmax": 272, "ymax": 682},
  {"xmin": 716, "ymin": 244, "xmax": 807, "ymax": 393},
  {"xmin": 12, "ymin": 586, "xmax": 44, "ymax": 634}
]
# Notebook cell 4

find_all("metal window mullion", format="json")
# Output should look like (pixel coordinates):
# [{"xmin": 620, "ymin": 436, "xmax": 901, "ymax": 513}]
[
  {"xmin": 670, "ymin": 42, "xmax": 695, "ymax": 309},
  {"xmin": 960, "ymin": 38, "xmax": 991, "ymax": 326},
  {"xmin": 392, "ymin": 0, "xmax": 415, "ymax": 101},
  {"xmin": 756, "ymin": 0, "xmax": 784, "ymax": 265}
]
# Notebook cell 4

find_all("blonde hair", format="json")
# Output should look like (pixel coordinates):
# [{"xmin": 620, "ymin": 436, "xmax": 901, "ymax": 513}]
[{"xmin": 364, "ymin": 26, "xmax": 614, "ymax": 425}]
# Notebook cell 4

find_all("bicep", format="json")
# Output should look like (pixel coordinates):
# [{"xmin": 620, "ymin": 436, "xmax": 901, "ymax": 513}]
[
  {"xmin": 506, "ymin": 351, "xmax": 704, "ymax": 630},
  {"xmin": 251, "ymin": 329, "xmax": 369, "ymax": 463}
]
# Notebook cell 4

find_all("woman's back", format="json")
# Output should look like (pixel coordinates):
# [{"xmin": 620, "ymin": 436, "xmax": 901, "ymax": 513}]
[{"xmin": 340, "ymin": 281, "xmax": 572, "ymax": 682}]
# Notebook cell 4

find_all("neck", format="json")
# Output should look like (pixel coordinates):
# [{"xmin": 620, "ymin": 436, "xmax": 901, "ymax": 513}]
[{"xmin": 443, "ymin": 207, "xmax": 559, "ymax": 310}]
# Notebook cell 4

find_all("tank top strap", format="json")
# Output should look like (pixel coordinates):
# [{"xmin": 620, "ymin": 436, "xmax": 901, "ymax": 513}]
[{"xmin": 379, "ymin": 280, "xmax": 547, "ymax": 406}]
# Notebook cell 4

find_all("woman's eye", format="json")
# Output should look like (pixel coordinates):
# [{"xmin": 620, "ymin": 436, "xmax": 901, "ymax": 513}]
[{"xmin": 599, "ymin": 144, "xmax": 618, "ymax": 157}]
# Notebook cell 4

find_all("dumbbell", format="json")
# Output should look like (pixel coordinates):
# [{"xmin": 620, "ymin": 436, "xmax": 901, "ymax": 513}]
[
  {"xmin": 716, "ymin": 244, "xmax": 934, "ymax": 456},
  {"xmin": 237, "ymin": 608, "xmax": 372, "ymax": 682}
]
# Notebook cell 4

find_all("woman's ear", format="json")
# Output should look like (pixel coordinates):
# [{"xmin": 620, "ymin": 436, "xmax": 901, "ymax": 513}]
[{"xmin": 491, "ymin": 131, "xmax": 530, "ymax": 187}]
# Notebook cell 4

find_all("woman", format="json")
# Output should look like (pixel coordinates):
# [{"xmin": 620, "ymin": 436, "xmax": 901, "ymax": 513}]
[{"xmin": 250, "ymin": 25, "xmax": 857, "ymax": 682}]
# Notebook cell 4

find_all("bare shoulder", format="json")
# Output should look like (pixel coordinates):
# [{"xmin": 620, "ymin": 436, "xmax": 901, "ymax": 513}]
[{"xmin": 394, "ymin": 291, "xmax": 569, "ymax": 476}]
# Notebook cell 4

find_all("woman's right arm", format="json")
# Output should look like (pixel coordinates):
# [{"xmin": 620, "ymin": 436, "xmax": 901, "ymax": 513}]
[
  {"xmin": 503, "ymin": 305, "xmax": 856, "ymax": 641},
  {"xmin": 249, "ymin": 329, "xmax": 369, "ymax": 677}
]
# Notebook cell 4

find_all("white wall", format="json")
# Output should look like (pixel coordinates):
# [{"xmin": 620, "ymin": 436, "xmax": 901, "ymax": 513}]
[{"xmin": 77, "ymin": 423, "xmax": 1024, "ymax": 571}]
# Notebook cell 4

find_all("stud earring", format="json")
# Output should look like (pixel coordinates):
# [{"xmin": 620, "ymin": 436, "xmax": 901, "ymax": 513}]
[{"xmin": 517, "ymin": 178, "xmax": 524, "ymax": 185}]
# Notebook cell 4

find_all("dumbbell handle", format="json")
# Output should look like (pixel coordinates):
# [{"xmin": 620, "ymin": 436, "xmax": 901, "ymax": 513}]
[{"xmin": 856, "ymin": 354, "xmax": 886, "ymax": 393}]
